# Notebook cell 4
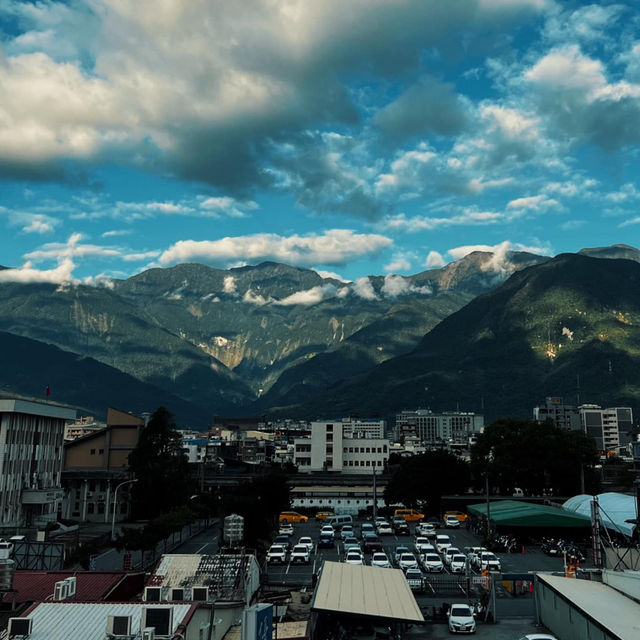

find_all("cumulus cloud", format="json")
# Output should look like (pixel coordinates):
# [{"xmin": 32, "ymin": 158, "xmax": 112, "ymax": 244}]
[
  {"xmin": 313, "ymin": 269, "xmax": 351, "ymax": 282},
  {"xmin": 352, "ymin": 277, "xmax": 378, "ymax": 300},
  {"xmin": 158, "ymin": 230, "xmax": 392, "ymax": 267},
  {"xmin": 0, "ymin": 205, "xmax": 60, "ymax": 234},
  {"xmin": 381, "ymin": 274, "xmax": 432, "ymax": 297},
  {"xmin": 275, "ymin": 284, "xmax": 338, "ymax": 306},
  {"xmin": 506, "ymin": 195, "xmax": 561, "ymax": 212},
  {"xmin": 447, "ymin": 240, "xmax": 550, "ymax": 274},
  {"xmin": 242, "ymin": 289, "xmax": 272, "ymax": 306},
  {"xmin": 426, "ymin": 251, "xmax": 446, "ymax": 268},
  {"xmin": 223, "ymin": 275, "xmax": 237, "ymax": 294},
  {"xmin": 382, "ymin": 208, "xmax": 501, "ymax": 232},
  {"xmin": 384, "ymin": 256, "xmax": 412, "ymax": 273},
  {"xmin": 0, "ymin": 258, "xmax": 76, "ymax": 284}
]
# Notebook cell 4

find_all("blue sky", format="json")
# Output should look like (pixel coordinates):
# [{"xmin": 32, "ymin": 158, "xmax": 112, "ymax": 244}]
[{"xmin": 1, "ymin": 0, "xmax": 640, "ymax": 285}]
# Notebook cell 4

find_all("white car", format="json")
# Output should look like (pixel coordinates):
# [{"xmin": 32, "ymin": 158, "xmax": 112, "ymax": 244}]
[
  {"xmin": 478, "ymin": 552, "xmax": 501, "ymax": 572},
  {"xmin": 414, "ymin": 537, "xmax": 432, "ymax": 554},
  {"xmin": 340, "ymin": 525, "xmax": 355, "ymax": 540},
  {"xmin": 450, "ymin": 554, "xmax": 467, "ymax": 574},
  {"xmin": 398, "ymin": 553, "xmax": 419, "ymax": 572},
  {"xmin": 297, "ymin": 536, "xmax": 314, "ymax": 553},
  {"xmin": 320, "ymin": 524, "xmax": 335, "ymax": 538},
  {"xmin": 444, "ymin": 547, "xmax": 462, "ymax": 566},
  {"xmin": 290, "ymin": 544, "xmax": 311, "ymax": 564},
  {"xmin": 435, "ymin": 534, "xmax": 452, "ymax": 553},
  {"xmin": 417, "ymin": 522, "xmax": 436, "ymax": 538},
  {"xmin": 361, "ymin": 523, "xmax": 375, "ymax": 536},
  {"xmin": 448, "ymin": 603, "xmax": 476, "ymax": 634},
  {"xmin": 376, "ymin": 521, "xmax": 393, "ymax": 535},
  {"xmin": 445, "ymin": 514, "xmax": 461, "ymax": 528},
  {"xmin": 421, "ymin": 553, "xmax": 444, "ymax": 572},
  {"xmin": 345, "ymin": 550, "xmax": 364, "ymax": 565},
  {"xmin": 279, "ymin": 523, "xmax": 294, "ymax": 536},
  {"xmin": 267, "ymin": 545, "xmax": 287, "ymax": 564},
  {"xmin": 370, "ymin": 552, "xmax": 391, "ymax": 568},
  {"xmin": 394, "ymin": 546, "xmax": 411, "ymax": 564}
]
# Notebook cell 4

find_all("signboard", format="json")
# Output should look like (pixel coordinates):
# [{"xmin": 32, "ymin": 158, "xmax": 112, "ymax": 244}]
[{"xmin": 242, "ymin": 604, "xmax": 273, "ymax": 640}]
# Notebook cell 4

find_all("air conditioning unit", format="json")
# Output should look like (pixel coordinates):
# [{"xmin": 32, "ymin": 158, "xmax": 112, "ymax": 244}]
[
  {"xmin": 144, "ymin": 586, "xmax": 162, "ymax": 602},
  {"xmin": 141, "ymin": 629, "xmax": 155, "ymax": 640},
  {"xmin": 65, "ymin": 576, "xmax": 76, "ymax": 597},
  {"xmin": 8, "ymin": 617, "xmax": 32, "ymax": 637},
  {"xmin": 141, "ymin": 607, "xmax": 173, "ymax": 637},
  {"xmin": 198, "ymin": 623, "xmax": 211, "ymax": 640},
  {"xmin": 106, "ymin": 615, "xmax": 132, "ymax": 636},
  {"xmin": 53, "ymin": 580, "xmax": 69, "ymax": 601},
  {"xmin": 192, "ymin": 586, "xmax": 209, "ymax": 602},
  {"xmin": 170, "ymin": 588, "xmax": 184, "ymax": 601}
]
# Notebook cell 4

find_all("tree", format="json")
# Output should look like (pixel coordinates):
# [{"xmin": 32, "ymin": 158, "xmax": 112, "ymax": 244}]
[
  {"xmin": 384, "ymin": 451, "xmax": 471, "ymax": 515},
  {"xmin": 128, "ymin": 406, "xmax": 194, "ymax": 519},
  {"xmin": 470, "ymin": 418, "xmax": 599, "ymax": 496}
]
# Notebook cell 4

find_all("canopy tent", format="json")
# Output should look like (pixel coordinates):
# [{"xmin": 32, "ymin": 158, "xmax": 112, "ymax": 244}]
[
  {"xmin": 467, "ymin": 500, "xmax": 591, "ymax": 528},
  {"xmin": 563, "ymin": 493, "xmax": 638, "ymax": 538}
]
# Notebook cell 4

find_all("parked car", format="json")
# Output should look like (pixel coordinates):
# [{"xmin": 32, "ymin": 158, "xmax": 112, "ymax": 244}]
[
  {"xmin": 279, "ymin": 523, "xmax": 294, "ymax": 536},
  {"xmin": 394, "ymin": 508, "xmax": 425, "ymax": 522},
  {"xmin": 405, "ymin": 568, "xmax": 424, "ymax": 592},
  {"xmin": 291, "ymin": 544, "xmax": 311, "ymax": 564},
  {"xmin": 325, "ymin": 514, "xmax": 353, "ymax": 530},
  {"xmin": 279, "ymin": 511, "xmax": 308, "ymax": 524},
  {"xmin": 315, "ymin": 510, "xmax": 334, "ymax": 521},
  {"xmin": 417, "ymin": 522, "xmax": 437, "ymax": 538},
  {"xmin": 343, "ymin": 536, "xmax": 361, "ymax": 554},
  {"xmin": 320, "ymin": 524, "xmax": 335, "ymax": 539},
  {"xmin": 274, "ymin": 534, "xmax": 291, "ymax": 551},
  {"xmin": 361, "ymin": 523, "xmax": 375, "ymax": 536},
  {"xmin": 450, "ymin": 554, "xmax": 467, "ymax": 574},
  {"xmin": 340, "ymin": 525, "xmax": 355, "ymax": 540},
  {"xmin": 317, "ymin": 534, "xmax": 334, "ymax": 549},
  {"xmin": 392, "ymin": 517, "xmax": 410, "ymax": 535},
  {"xmin": 445, "ymin": 514, "xmax": 461, "ymax": 528},
  {"xmin": 362, "ymin": 533, "xmax": 383, "ymax": 554},
  {"xmin": 447, "ymin": 603, "xmax": 476, "ymax": 634},
  {"xmin": 444, "ymin": 510, "xmax": 468, "ymax": 523},
  {"xmin": 376, "ymin": 521, "xmax": 393, "ymax": 535},
  {"xmin": 421, "ymin": 552, "xmax": 444, "ymax": 572},
  {"xmin": 478, "ymin": 551, "xmax": 501, "ymax": 572},
  {"xmin": 444, "ymin": 547, "xmax": 462, "ymax": 566},
  {"xmin": 435, "ymin": 534, "xmax": 452, "ymax": 553},
  {"xmin": 370, "ymin": 552, "xmax": 391, "ymax": 568},
  {"xmin": 398, "ymin": 553, "xmax": 419, "ymax": 572},
  {"xmin": 298, "ymin": 536, "xmax": 314, "ymax": 553},
  {"xmin": 414, "ymin": 537, "xmax": 432, "ymax": 554},
  {"xmin": 267, "ymin": 544, "xmax": 287, "ymax": 564},
  {"xmin": 345, "ymin": 550, "xmax": 364, "ymax": 565}
]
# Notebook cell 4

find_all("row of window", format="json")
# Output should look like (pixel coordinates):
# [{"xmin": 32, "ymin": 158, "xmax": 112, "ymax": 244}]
[
  {"xmin": 346, "ymin": 460, "xmax": 383, "ymax": 467},
  {"xmin": 343, "ymin": 445, "xmax": 387, "ymax": 453}
]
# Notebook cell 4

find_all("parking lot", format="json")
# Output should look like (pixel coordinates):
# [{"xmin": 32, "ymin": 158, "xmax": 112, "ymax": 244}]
[{"xmin": 264, "ymin": 514, "xmax": 586, "ymax": 627}]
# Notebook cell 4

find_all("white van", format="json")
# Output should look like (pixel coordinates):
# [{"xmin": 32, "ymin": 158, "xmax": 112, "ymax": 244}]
[{"xmin": 325, "ymin": 514, "xmax": 353, "ymax": 530}]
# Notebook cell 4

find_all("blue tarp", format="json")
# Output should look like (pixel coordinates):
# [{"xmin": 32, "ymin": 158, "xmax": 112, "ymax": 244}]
[{"xmin": 562, "ymin": 492, "xmax": 638, "ymax": 537}]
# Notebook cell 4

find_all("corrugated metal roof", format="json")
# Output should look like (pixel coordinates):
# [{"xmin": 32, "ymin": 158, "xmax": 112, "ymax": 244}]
[
  {"xmin": 1, "ymin": 571, "xmax": 130, "ymax": 604},
  {"xmin": 467, "ymin": 500, "xmax": 591, "ymax": 527},
  {"xmin": 312, "ymin": 561, "xmax": 423, "ymax": 623},
  {"xmin": 563, "ymin": 493, "xmax": 637, "ymax": 537},
  {"xmin": 21, "ymin": 602, "xmax": 193, "ymax": 640},
  {"xmin": 538, "ymin": 573, "xmax": 640, "ymax": 640}
]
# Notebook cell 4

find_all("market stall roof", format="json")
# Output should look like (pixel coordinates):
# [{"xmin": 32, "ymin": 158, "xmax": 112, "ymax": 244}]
[
  {"xmin": 563, "ymin": 493, "xmax": 637, "ymax": 537},
  {"xmin": 311, "ymin": 561, "xmax": 423, "ymax": 623},
  {"xmin": 467, "ymin": 500, "xmax": 591, "ymax": 528}
]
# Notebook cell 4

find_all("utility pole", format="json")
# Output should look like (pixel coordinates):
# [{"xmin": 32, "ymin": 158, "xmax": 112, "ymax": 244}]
[{"xmin": 372, "ymin": 468, "xmax": 377, "ymax": 521}]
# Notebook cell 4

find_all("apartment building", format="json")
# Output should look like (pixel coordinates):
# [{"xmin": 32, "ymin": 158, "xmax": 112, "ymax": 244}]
[
  {"xmin": 395, "ymin": 409, "xmax": 484, "ymax": 444},
  {"xmin": 579, "ymin": 405, "xmax": 633, "ymax": 451},
  {"xmin": 533, "ymin": 397, "xmax": 581, "ymax": 430},
  {"xmin": 0, "ymin": 398, "xmax": 76, "ymax": 531},
  {"xmin": 293, "ymin": 419, "xmax": 389, "ymax": 473}
]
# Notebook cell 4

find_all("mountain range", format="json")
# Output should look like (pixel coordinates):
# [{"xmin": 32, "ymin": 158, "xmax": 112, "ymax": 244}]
[{"xmin": 1, "ymin": 244, "xmax": 639, "ymax": 426}]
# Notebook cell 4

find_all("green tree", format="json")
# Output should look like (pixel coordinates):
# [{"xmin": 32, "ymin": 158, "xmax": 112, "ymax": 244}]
[
  {"xmin": 471, "ymin": 418, "xmax": 599, "ymax": 496},
  {"xmin": 384, "ymin": 450, "xmax": 471, "ymax": 515},
  {"xmin": 128, "ymin": 406, "xmax": 194, "ymax": 519}
]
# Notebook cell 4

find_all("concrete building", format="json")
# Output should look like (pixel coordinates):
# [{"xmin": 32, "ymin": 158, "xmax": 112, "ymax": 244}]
[
  {"xmin": 290, "ymin": 485, "xmax": 385, "ymax": 515},
  {"xmin": 579, "ymin": 405, "xmax": 633, "ymax": 451},
  {"xmin": 395, "ymin": 409, "xmax": 484, "ymax": 444},
  {"xmin": 533, "ymin": 397, "xmax": 581, "ymax": 430},
  {"xmin": 64, "ymin": 415, "xmax": 105, "ymax": 441},
  {"xmin": 293, "ymin": 420, "xmax": 389, "ymax": 474},
  {"xmin": 62, "ymin": 408, "xmax": 144, "ymax": 523},
  {"xmin": 0, "ymin": 399, "xmax": 76, "ymax": 532}
]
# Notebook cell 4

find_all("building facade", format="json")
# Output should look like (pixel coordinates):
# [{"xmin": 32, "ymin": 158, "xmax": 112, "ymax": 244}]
[
  {"xmin": 395, "ymin": 410, "xmax": 484, "ymax": 444},
  {"xmin": 293, "ymin": 419, "xmax": 389, "ymax": 473},
  {"xmin": 579, "ymin": 405, "xmax": 633, "ymax": 451},
  {"xmin": 0, "ymin": 399, "xmax": 76, "ymax": 532},
  {"xmin": 62, "ymin": 407, "xmax": 144, "ymax": 523},
  {"xmin": 533, "ymin": 397, "xmax": 581, "ymax": 430}
]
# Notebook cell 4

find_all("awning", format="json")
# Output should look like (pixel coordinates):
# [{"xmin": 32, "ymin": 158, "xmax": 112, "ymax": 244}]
[
  {"xmin": 563, "ymin": 493, "xmax": 638, "ymax": 537},
  {"xmin": 311, "ymin": 561, "xmax": 423, "ymax": 623},
  {"xmin": 467, "ymin": 500, "xmax": 591, "ymax": 528}
]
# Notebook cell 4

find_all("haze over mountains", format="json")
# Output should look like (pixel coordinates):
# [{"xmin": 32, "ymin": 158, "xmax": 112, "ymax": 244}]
[{"xmin": 1, "ymin": 245, "xmax": 639, "ymax": 426}]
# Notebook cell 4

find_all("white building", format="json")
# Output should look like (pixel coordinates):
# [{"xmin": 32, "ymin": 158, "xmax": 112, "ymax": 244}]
[
  {"xmin": 291, "ymin": 485, "xmax": 386, "ymax": 515},
  {"xmin": 294, "ymin": 419, "xmax": 389, "ymax": 473},
  {"xmin": 579, "ymin": 405, "xmax": 633, "ymax": 451},
  {"xmin": 0, "ymin": 399, "xmax": 76, "ymax": 531},
  {"xmin": 395, "ymin": 410, "xmax": 484, "ymax": 444}
]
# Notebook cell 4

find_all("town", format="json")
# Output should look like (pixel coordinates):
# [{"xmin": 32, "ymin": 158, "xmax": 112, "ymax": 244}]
[{"xmin": 0, "ymin": 395, "xmax": 638, "ymax": 640}]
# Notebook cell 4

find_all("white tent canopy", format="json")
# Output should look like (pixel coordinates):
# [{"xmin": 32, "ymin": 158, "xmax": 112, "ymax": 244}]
[{"xmin": 563, "ymin": 493, "xmax": 638, "ymax": 538}]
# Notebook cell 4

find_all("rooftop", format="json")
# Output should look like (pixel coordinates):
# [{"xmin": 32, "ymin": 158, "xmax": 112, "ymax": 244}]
[{"xmin": 0, "ymin": 398, "xmax": 76, "ymax": 420}]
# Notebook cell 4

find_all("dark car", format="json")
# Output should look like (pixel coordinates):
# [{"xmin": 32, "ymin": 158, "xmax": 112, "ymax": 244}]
[
  {"xmin": 317, "ymin": 534, "xmax": 335, "ymax": 549},
  {"xmin": 362, "ymin": 533, "xmax": 383, "ymax": 553},
  {"xmin": 392, "ymin": 518, "xmax": 410, "ymax": 535},
  {"xmin": 274, "ymin": 534, "xmax": 291, "ymax": 551}
]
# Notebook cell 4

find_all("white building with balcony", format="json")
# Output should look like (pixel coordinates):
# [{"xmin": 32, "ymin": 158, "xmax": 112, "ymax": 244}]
[{"xmin": 0, "ymin": 399, "xmax": 76, "ymax": 531}]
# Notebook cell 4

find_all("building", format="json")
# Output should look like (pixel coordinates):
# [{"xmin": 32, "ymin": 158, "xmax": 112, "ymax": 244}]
[
  {"xmin": 290, "ymin": 485, "xmax": 385, "ymax": 515},
  {"xmin": 533, "ymin": 397, "xmax": 581, "ymax": 430},
  {"xmin": 0, "ymin": 399, "xmax": 76, "ymax": 532},
  {"xmin": 293, "ymin": 420, "xmax": 389, "ymax": 474},
  {"xmin": 61, "ymin": 407, "xmax": 144, "ymax": 523},
  {"xmin": 395, "ymin": 409, "xmax": 484, "ymax": 444},
  {"xmin": 579, "ymin": 405, "xmax": 633, "ymax": 451},
  {"xmin": 64, "ymin": 415, "xmax": 105, "ymax": 441}
]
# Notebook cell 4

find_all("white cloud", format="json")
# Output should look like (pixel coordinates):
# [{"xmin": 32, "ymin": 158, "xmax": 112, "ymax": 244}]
[
  {"xmin": 158, "ymin": 230, "xmax": 392, "ymax": 267},
  {"xmin": 381, "ymin": 274, "xmax": 432, "ymax": 297},
  {"xmin": 121, "ymin": 250, "xmax": 161, "ymax": 262},
  {"xmin": 24, "ymin": 233, "xmax": 121, "ymax": 262},
  {"xmin": 0, "ymin": 205, "xmax": 60, "ymax": 234},
  {"xmin": 426, "ymin": 251, "xmax": 446, "ymax": 268},
  {"xmin": 0, "ymin": 258, "xmax": 76, "ymax": 284},
  {"xmin": 507, "ymin": 195, "xmax": 561, "ymax": 211},
  {"xmin": 242, "ymin": 289, "xmax": 272, "ymax": 306},
  {"xmin": 101, "ymin": 229, "xmax": 133, "ymax": 238},
  {"xmin": 313, "ymin": 269, "xmax": 350, "ymax": 282},
  {"xmin": 275, "ymin": 284, "xmax": 338, "ymax": 306},
  {"xmin": 352, "ymin": 277, "xmax": 377, "ymax": 300},
  {"xmin": 447, "ymin": 241, "xmax": 550, "ymax": 271},
  {"xmin": 382, "ymin": 209, "xmax": 502, "ymax": 232},
  {"xmin": 384, "ymin": 256, "xmax": 412, "ymax": 273},
  {"xmin": 223, "ymin": 275, "xmax": 237, "ymax": 294}
]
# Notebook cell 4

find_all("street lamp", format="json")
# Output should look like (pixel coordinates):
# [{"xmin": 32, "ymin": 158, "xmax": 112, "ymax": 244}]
[{"xmin": 111, "ymin": 479, "xmax": 138, "ymax": 541}]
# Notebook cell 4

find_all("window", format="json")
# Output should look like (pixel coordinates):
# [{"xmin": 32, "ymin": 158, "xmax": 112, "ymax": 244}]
[
  {"xmin": 326, "ymin": 424, "xmax": 333, "ymax": 432},
  {"xmin": 326, "ymin": 433, "xmax": 333, "ymax": 442},
  {"xmin": 366, "ymin": 460, "xmax": 371, "ymax": 466},
  {"xmin": 90, "ymin": 449, "xmax": 96, "ymax": 455},
  {"xmin": 99, "ymin": 449, "xmax": 104, "ymax": 455},
  {"xmin": 366, "ymin": 447, "xmax": 370, "ymax": 453},
  {"xmin": 98, "ymin": 502, "xmax": 105, "ymax": 514},
  {"xmin": 349, "ymin": 447, "xmax": 353, "ymax": 453},
  {"xmin": 87, "ymin": 503, "xmax": 95, "ymax": 514}
]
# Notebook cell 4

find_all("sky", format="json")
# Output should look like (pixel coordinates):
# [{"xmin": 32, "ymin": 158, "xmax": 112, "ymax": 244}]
[{"xmin": 1, "ymin": 0, "xmax": 640, "ymax": 286}]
